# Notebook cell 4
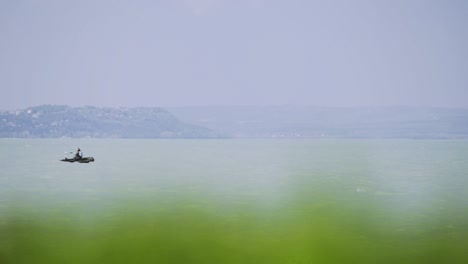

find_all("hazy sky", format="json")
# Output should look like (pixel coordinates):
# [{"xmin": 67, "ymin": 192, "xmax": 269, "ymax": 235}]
[{"xmin": 1, "ymin": 0, "xmax": 467, "ymax": 110}]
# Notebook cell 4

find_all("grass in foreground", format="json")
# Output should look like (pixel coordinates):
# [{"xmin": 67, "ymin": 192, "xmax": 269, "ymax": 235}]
[{"xmin": 1, "ymin": 194, "xmax": 467, "ymax": 264}]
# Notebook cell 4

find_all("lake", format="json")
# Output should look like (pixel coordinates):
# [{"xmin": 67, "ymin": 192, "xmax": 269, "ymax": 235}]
[{"xmin": 1, "ymin": 139, "xmax": 468, "ymax": 263}]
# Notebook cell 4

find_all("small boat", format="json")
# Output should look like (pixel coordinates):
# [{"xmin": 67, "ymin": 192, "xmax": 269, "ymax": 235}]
[{"xmin": 61, "ymin": 157, "xmax": 95, "ymax": 163}]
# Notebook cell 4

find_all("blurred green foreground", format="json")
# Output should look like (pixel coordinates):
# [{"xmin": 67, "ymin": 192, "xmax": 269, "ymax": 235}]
[{"xmin": 1, "ymin": 195, "xmax": 467, "ymax": 264}]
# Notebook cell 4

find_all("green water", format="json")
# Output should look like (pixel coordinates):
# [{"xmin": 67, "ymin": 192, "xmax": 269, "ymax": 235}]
[{"xmin": 1, "ymin": 139, "xmax": 468, "ymax": 263}]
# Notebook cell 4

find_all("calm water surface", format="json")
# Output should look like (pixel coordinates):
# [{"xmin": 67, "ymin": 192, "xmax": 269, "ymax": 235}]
[{"xmin": 1, "ymin": 139, "xmax": 467, "ymax": 214}]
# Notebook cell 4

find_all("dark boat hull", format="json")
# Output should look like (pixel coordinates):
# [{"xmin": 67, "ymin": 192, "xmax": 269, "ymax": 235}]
[{"xmin": 61, "ymin": 157, "xmax": 95, "ymax": 163}]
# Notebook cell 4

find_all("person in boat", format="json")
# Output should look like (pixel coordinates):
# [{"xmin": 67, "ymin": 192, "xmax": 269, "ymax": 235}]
[{"xmin": 74, "ymin": 148, "xmax": 83, "ymax": 160}]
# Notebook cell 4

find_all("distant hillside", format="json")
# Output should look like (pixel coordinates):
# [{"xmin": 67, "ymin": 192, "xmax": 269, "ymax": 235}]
[
  {"xmin": 169, "ymin": 106, "xmax": 468, "ymax": 139},
  {"xmin": 0, "ymin": 105, "xmax": 221, "ymax": 138}
]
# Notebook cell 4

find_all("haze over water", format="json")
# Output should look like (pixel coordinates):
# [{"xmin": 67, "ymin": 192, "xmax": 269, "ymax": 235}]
[{"xmin": 2, "ymin": 0, "xmax": 468, "ymax": 262}]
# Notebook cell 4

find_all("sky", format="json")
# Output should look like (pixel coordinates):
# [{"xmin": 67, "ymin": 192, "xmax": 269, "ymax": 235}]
[{"xmin": 1, "ymin": 0, "xmax": 467, "ymax": 110}]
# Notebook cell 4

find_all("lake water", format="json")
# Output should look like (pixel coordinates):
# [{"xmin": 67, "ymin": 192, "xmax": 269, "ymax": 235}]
[
  {"xmin": 1, "ymin": 139, "xmax": 468, "ymax": 263},
  {"xmin": 1, "ymin": 139, "xmax": 467, "ymax": 209}
]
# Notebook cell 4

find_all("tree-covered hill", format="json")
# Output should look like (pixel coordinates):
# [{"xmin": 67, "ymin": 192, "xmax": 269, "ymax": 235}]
[{"xmin": 0, "ymin": 105, "xmax": 221, "ymax": 138}]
